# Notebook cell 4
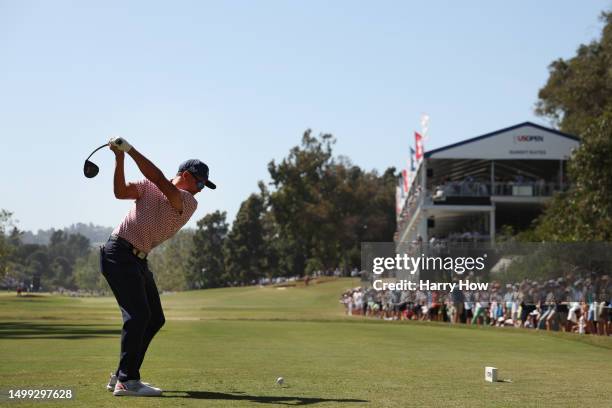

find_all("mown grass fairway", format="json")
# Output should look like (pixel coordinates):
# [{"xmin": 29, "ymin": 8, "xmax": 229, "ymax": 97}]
[{"xmin": 1, "ymin": 278, "xmax": 611, "ymax": 407}]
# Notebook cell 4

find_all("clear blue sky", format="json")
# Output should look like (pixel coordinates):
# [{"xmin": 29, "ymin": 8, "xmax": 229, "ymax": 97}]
[{"xmin": 0, "ymin": 1, "xmax": 608, "ymax": 232}]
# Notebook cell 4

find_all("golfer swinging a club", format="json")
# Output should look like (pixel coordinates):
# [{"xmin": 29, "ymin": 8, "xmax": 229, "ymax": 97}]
[{"xmin": 100, "ymin": 137, "xmax": 216, "ymax": 397}]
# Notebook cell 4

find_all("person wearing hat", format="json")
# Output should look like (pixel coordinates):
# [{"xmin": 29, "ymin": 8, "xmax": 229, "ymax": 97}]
[{"xmin": 99, "ymin": 137, "xmax": 216, "ymax": 397}]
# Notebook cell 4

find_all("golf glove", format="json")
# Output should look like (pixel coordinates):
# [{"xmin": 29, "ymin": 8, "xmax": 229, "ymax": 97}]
[{"xmin": 109, "ymin": 137, "xmax": 132, "ymax": 152}]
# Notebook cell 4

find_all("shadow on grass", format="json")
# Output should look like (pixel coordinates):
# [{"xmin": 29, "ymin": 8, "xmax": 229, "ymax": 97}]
[
  {"xmin": 15, "ymin": 294, "xmax": 45, "ymax": 298},
  {"xmin": 0, "ymin": 322, "xmax": 120, "ymax": 339},
  {"xmin": 162, "ymin": 390, "xmax": 367, "ymax": 405}
]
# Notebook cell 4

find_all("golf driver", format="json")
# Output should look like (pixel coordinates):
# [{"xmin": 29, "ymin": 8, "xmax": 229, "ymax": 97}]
[{"xmin": 83, "ymin": 143, "xmax": 108, "ymax": 178}]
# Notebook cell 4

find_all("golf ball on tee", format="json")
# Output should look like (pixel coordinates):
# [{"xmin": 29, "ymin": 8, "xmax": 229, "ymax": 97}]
[{"xmin": 276, "ymin": 377, "xmax": 284, "ymax": 385}]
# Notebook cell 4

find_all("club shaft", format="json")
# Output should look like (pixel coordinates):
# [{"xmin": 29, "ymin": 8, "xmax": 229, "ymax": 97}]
[{"xmin": 85, "ymin": 143, "xmax": 109, "ymax": 161}]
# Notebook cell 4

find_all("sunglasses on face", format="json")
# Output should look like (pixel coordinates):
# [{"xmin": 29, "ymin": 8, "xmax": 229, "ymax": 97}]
[{"xmin": 189, "ymin": 172, "xmax": 207, "ymax": 190}]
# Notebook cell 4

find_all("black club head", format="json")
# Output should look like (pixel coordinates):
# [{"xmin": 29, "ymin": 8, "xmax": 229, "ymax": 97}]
[{"xmin": 83, "ymin": 160, "xmax": 99, "ymax": 178}]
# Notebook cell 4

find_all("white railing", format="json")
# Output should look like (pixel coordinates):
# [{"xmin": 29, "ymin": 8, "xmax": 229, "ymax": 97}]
[{"xmin": 430, "ymin": 181, "xmax": 566, "ymax": 200}]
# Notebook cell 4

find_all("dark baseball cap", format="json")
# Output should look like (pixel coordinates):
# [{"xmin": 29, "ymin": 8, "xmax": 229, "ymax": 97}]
[{"xmin": 178, "ymin": 159, "xmax": 216, "ymax": 189}]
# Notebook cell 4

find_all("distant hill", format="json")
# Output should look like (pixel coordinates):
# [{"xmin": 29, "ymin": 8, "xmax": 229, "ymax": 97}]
[{"xmin": 21, "ymin": 223, "xmax": 113, "ymax": 246}]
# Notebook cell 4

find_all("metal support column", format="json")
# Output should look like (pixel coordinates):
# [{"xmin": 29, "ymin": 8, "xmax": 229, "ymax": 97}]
[
  {"xmin": 491, "ymin": 160, "xmax": 495, "ymax": 195},
  {"xmin": 490, "ymin": 206, "xmax": 496, "ymax": 245}
]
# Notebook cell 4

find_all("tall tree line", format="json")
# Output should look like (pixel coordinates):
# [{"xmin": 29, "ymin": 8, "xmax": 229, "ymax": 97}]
[
  {"xmin": 1, "ymin": 217, "xmax": 93, "ymax": 292},
  {"xmin": 186, "ymin": 130, "xmax": 396, "ymax": 288}
]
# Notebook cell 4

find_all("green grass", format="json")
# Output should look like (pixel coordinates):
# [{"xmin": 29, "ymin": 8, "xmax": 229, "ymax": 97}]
[{"xmin": 0, "ymin": 278, "xmax": 611, "ymax": 407}]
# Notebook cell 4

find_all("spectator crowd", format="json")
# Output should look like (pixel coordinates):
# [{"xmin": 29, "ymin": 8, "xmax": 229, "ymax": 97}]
[{"xmin": 340, "ymin": 273, "xmax": 612, "ymax": 336}]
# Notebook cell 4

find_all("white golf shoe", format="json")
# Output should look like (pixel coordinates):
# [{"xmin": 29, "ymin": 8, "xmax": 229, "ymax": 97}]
[
  {"xmin": 112, "ymin": 380, "xmax": 162, "ymax": 397},
  {"xmin": 106, "ymin": 373, "xmax": 152, "ymax": 392},
  {"xmin": 106, "ymin": 373, "xmax": 118, "ymax": 391}
]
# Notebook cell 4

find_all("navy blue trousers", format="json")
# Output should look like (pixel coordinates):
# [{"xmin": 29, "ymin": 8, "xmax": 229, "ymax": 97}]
[{"xmin": 100, "ymin": 238, "xmax": 165, "ymax": 382}]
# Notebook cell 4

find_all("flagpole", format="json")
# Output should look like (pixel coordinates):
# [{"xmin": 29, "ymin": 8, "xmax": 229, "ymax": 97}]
[{"xmin": 420, "ymin": 113, "xmax": 429, "ymax": 142}]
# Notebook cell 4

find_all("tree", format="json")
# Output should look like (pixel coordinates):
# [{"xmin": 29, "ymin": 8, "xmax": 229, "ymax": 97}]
[
  {"xmin": 0, "ymin": 210, "xmax": 14, "ymax": 280},
  {"xmin": 258, "ymin": 182, "xmax": 281, "ymax": 277},
  {"xmin": 535, "ymin": 112, "xmax": 612, "ymax": 240},
  {"xmin": 266, "ymin": 130, "xmax": 396, "ymax": 276},
  {"xmin": 533, "ymin": 11, "xmax": 612, "ymax": 241},
  {"xmin": 74, "ymin": 248, "xmax": 107, "ymax": 293},
  {"xmin": 535, "ymin": 12, "xmax": 612, "ymax": 135},
  {"xmin": 45, "ymin": 230, "xmax": 90, "ymax": 290},
  {"xmin": 148, "ymin": 230, "xmax": 194, "ymax": 291},
  {"xmin": 267, "ymin": 130, "xmax": 335, "ymax": 276},
  {"xmin": 48, "ymin": 230, "xmax": 90, "ymax": 261},
  {"xmin": 224, "ymin": 194, "xmax": 267, "ymax": 285},
  {"xmin": 22, "ymin": 248, "xmax": 49, "ymax": 291},
  {"xmin": 187, "ymin": 211, "xmax": 229, "ymax": 289},
  {"xmin": 319, "ymin": 161, "xmax": 397, "ymax": 271}
]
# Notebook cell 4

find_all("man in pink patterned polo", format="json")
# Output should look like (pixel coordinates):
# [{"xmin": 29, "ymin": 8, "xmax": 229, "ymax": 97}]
[{"xmin": 100, "ymin": 137, "xmax": 216, "ymax": 397}]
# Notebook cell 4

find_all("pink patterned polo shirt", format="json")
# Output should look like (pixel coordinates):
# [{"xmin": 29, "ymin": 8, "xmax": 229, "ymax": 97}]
[{"xmin": 112, "ymin": 179, "xmax": 198, "ymax": 253}]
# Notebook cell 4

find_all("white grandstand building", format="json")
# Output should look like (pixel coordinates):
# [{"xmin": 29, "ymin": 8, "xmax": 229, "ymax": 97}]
[{"xmin": 396, "ymin": 122, "xmax": 580, "ymax": 247}]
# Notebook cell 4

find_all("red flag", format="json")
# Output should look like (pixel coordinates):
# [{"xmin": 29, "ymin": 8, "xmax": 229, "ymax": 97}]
[
  {"xmin": 402, "ymin": 169, "xmax": 409, "ymax": 192},
  {"xmin": 415, "ymin": 132, "xmax": 424, "ymax": 161},
  {"xmin": 396, "ymin": 186, "xmax": 402, "ymax": 215}
]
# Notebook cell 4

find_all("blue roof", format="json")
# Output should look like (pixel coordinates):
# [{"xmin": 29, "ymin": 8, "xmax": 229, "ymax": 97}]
[{"xmin": 424, "ymin": 122, "xmax": 579, "ymax": 159}]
